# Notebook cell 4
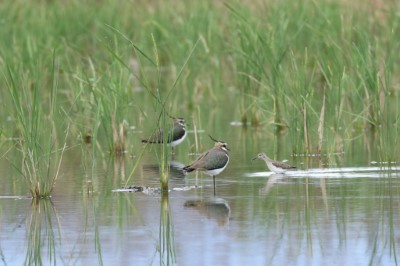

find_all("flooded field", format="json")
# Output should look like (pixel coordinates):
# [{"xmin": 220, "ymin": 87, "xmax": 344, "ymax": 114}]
[
  {"xmin": 1, "ymin": 127, "xmax": 400, "ymax": 265},
  {"xmin": 1, "ymin": 0, "xmax": 400, "ymax": 265}
]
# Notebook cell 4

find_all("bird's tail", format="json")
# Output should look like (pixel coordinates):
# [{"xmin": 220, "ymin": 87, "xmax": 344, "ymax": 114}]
[
  {"xmin": 182, "ymin": 165, "xmax": 194, "ymax": 175},
  {"xmin": 142, "ymin": 139, "xmax": 158, "ymax": 144}
]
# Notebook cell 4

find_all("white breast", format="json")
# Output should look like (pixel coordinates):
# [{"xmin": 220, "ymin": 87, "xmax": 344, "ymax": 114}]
[{"xmin": 170, "ymin": 129, "xmax": 187, "ymax": 147}]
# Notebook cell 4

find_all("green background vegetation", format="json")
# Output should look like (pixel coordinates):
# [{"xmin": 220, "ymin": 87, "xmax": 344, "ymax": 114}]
[{"xmin": 1, "ymin": 0, "xmax": 399, "ymax": 196}]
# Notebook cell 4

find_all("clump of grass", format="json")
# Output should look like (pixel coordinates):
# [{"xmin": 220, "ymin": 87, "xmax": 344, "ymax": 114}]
[
  {"xmin": 4, "ymin": 51, "xmax": 68, "ymax": 198},
  {"xmin": 82, "ymin": 55, "xmax": 132, "ymax": 156}
]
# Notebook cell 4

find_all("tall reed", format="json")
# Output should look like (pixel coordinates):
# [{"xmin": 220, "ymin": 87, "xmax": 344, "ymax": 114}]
[
  {"xmin": 1, "ymin": 0, "xmax": 400, "ymax": 184},
  {"xmin": 226, "ymin": 0, "xmax": 400, "ymax": 156},
  {"xmin": 4, "ymin": 51, "xmax": 68, "ymax": 198}
]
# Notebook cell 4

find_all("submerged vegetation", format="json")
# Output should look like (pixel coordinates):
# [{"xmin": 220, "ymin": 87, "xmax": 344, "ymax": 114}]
[{"xmin": 0, "ymin": 0, "xmax": 400, "ymax": 195}]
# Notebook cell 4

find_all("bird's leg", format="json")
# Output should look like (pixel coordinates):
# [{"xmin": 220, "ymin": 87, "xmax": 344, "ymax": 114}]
[
  {"xmin": 171, "ymin": 147, "xmax": 176, "ymax": 159},
  {"xmin": 213, "ymin": 176, "xmax": 216, "ymax": 196}
]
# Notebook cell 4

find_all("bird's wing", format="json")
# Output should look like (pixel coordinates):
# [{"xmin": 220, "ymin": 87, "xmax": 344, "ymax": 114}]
[
  {"xmin": 272, "ymin": 161, "xmax": 296, "ymax": 169},
  {"xmin": 144, "ymin": 127, "xmax": 175, "ymax": 143},
  {"xmin": 171, "ymin": 125, "xmax": 185, "ymax": 141},
  {"xmin": 185, "ymin": 150, "xmax": 210, "ymax": 170},
  {"xmin": 203, "ymin": 151, "xmax": 229, "ymax": 170},
  {"xmin": 143, "ymin": 128, "xmax": 164, "ymax": 143}
]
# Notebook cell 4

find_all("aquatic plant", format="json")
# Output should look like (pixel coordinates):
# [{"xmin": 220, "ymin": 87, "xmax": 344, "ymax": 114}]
[
  {"xmin": 0, "ymin": 0, "xmax": 398, "ymax": 189},
  {"xmin": 226, "ymin": 0, "xmax": 400, "ymax": 158},
  {"xmin": 4, "ymin": 52, "xmax": 68, "ymax": 198}
]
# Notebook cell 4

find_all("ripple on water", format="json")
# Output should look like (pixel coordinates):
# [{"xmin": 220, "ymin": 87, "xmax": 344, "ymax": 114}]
[{"xmin": 245, "ymin": 166, "xmax": 400, "ymax": 179}]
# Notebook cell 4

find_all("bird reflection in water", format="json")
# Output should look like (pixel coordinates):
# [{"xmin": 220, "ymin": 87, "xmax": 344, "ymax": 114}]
[
  {"xmin": 259, "ymin": 173, "xmax": 289, "ymax": 196},
  {"xmin": 141, "ymin": 161, "xmax": 186, "ymax": 185},
  {"xmin": 184, "ymin": 198, "xmax": 230, "ymax": 226}
]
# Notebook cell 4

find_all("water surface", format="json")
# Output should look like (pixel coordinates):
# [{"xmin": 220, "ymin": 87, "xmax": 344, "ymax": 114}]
[{"xmin": 1, "ymin": 129, "xmax": 399, "ymax": 266}]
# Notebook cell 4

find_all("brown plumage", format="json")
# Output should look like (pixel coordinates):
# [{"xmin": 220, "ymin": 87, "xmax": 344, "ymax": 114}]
[
  {"xmin": 183, "ymin": 139, "xmax": 230, "ymax": 195},
  {"xmin": 253, "ymin": 152, "xmax": 296, "ymax": 174}
]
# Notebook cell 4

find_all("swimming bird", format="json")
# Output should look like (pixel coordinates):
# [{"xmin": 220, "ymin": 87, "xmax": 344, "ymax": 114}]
[
  {"xmin": 142, "ymin": 117, "xmax": 187, "ymax": 148},
  {"xmin": 253, "ymin": 152, "xmax": 296, "ymax": 174},
  {"xmin": 183, "ymin": 136, "xmax": 230, "ymax": 195}
]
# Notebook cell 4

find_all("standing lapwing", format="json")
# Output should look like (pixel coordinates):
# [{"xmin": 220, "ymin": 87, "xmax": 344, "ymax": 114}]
[{"xmin": 183, "ymin": 135, "xmax": 230, "ymax": 195}]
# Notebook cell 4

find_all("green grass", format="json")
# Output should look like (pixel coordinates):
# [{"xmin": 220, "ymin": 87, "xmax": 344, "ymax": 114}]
[
  {"xmin": 1, "ymin": 0, "xmax": 400, "ymax": 194},
  {"xmin": 229, "ymin": 0, "xmax": 400, "ymax": 156},
  {"xmin": 4, "ymin": 50, "xmax": 68, "ymax": 198}
]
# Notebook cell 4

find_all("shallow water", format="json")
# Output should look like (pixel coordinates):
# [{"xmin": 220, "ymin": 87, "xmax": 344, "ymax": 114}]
[{"xmin": 1, "ymin": 129, "xmax": 400, "ymax": 266}]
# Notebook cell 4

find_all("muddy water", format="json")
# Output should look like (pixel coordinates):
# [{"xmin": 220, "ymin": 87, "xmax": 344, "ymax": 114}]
[{"xmin": 1, "ymin": 129, "xmax": 400, "ymax": 265}]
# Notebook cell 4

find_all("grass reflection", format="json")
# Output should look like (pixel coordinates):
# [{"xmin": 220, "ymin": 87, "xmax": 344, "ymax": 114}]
[
  {"xmin": 25, "ymin": 199, "xmax": 61, "ymax": 266},
  {"xmin": 81, "ymin": 187, "xmax": 104, "ymax": 266},
  {"xmin": 158, "ymin": 192, "xmax": 176, "ymax": 265},
  {"xmin": 369, "ymin": 171, "xmax": 399, "ymax": 265}
]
